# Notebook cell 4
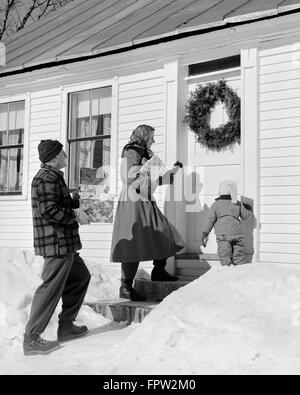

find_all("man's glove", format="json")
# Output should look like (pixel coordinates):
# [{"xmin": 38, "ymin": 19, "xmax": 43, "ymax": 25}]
[
  {"xmin": 74, "ymin": 208, "xmax": 90, "ymax": 225},
  {"xmin": 72, "ymin": 191, "xmax": 81, "ymax": 200},
  {"xmin": 202, "ymin": 233, "xmax": 209, "ymax": 248}
]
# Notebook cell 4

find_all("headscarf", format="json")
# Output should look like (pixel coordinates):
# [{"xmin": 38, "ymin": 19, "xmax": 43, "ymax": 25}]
[{"xmin": 121, "ymin": 124, "xmax": 155, "ymax": 159}]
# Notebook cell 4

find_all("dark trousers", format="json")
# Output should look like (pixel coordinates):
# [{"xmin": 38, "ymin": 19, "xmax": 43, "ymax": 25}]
[
  {"xmin": 25, "ymin": 253, "xmax": 91, "ymax": 335},
  {"xmin": 121, "ymin": 259, "xmax": 167, "ymax": 281},
  {"xmin": 217, "ymin": 235, "xmax": 246, "ymax": 266}
]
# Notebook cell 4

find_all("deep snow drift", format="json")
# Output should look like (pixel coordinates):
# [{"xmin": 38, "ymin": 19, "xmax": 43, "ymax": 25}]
[
  {"xmin": 117, "ymin": 263, "xmax": 300, "ymax": 375},
  {"xmin": 1, "ymin": 247, "xmax": 300, "ymax": 375}
]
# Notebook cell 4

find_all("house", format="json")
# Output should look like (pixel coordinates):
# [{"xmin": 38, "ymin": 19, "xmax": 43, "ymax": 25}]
[{"xmin": 1, "ymin": 0, "xmax": 300, "ymax": 274}]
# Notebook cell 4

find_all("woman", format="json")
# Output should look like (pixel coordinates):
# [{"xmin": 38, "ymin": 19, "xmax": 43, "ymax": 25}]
[{"xmin": 110, "ymin": 124, "xmax": 185, "ymax": 301}]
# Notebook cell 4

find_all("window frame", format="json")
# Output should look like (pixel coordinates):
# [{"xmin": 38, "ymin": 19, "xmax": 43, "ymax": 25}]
[
  {"xmin": 61, "ymin": 79, "xmax": 118, "ymax": 215},
  {"xmin": 0, "ymin": 94, "xmax": 29, "ymax": 201}
]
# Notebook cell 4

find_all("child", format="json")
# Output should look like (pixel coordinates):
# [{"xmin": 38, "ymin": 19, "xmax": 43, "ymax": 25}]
[{"xmin": 201, "ymin": 180, "xmax": 252, "ymax": 266}]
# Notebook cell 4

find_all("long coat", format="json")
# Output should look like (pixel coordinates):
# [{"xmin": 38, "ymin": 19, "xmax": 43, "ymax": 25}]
[
  {"xmin": 110, "ymin": 148, "xmax": 185, "ymax": 263},
  {"xmin": 31, "ymin": 164, "xmax": 82, "ymax": 257}
]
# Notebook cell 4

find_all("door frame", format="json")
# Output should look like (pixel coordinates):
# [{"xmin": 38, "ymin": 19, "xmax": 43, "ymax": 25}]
[{"xmin": 175, "ymin": 48, "xmax": 260, "ymax": 261}]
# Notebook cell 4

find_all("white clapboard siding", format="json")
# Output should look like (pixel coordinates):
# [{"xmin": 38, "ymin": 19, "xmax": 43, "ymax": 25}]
[
  {"xmin": 259, "ymin": 44, "xmax": 300, "ymax": 264},
  {"xmin": 261, "ymin": 156, "xmax": 300, "ymax": 168},
  {"xmin": 261, "ymin": 127, "xmax": 300, "ymax": 140},
  {"xmin": 261, "ymin": 243, "xmax": 300, "ymax": 254},
  {"xmin": 261, "ymin": 176, "xmax": 300, "ymax": 186},
  {"xmin": 0, "ymin": 89, "xmax": 62, "ymax": 252},
  {"xmin": 260, "ymin": 205, "xmax": 300, "ymax": 214},
  {"xmin": 260, "ymin": 214, "xmax": 300, "ymax": 224},
  {"xmin": 260, "ymin": 195, "xmax": 300, "ymax": 205},
  {"xmin": 260, "ymin": 136, "xmax": 300, "ymax": 149},
  {"xmin": 260, "ymin": 233, "xmax": 300, "ymax": 244},
  {"xmin": 260, "ymin": 253, "xmax": 300, "ymax": 264},
  {"xmin": 117, "ymin": 69, "xmax": 165, "ymax": 212},
  {"xmin": 261, "ymin": 88, "xmax": 300, "ymax": 102}
]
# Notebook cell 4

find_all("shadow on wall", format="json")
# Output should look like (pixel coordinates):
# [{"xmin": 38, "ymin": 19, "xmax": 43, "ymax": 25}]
[
  {"xmin": 163, "ymin": 170, "xmax": 257, "ymax": 263},
  {"xmin": 241, "ymin": 196, "xmax": 257, "ymax": 263},
  {"xmin": 111, "ymin": 221, "xmax": 184, "ymax": 263}
]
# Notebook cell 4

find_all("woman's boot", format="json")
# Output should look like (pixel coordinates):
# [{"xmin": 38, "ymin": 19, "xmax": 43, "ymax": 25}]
[
  {"xmin": 151, "ymin": 260, "xmax": 179, "ymax": 282},
  {"xmin": 119, "ymin": 279, "xmax": 146, "ymax": 301}
]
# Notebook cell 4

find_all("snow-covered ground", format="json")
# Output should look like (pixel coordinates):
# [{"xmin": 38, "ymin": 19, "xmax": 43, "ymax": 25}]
[{"xmin": 1, "ymin": 247, "xmax": 300, "ymax": 375}]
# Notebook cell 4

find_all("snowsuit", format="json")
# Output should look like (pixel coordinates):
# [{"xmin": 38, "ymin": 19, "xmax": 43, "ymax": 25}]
[{"xmin": 203, "ymin": 195, "xmax": 252, "ymax": 266}]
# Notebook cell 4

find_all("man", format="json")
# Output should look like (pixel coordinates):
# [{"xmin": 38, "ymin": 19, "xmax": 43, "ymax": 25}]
[{"xmin": 23, "ymin": 139, "xmax": 91, "ymax": 356}]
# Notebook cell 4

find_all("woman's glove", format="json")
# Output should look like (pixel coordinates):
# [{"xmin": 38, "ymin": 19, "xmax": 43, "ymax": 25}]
[{"xmin": 173, "ymin": 161, "xmax": 183, "ymax": 168}]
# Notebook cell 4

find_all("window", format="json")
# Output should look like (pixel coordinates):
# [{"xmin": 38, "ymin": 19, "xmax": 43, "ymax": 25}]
[
  {"xmin": 67, "ymin": 86, "xmax": 114, "ymax": 223},
  {"xmin": 0, "ymin": 101, "xmax": 25, "ymax": 195},
  {"xmin": 68, "ymin": 87, "xmax": 112, "ymax": 189},
  {"xmin": 189, "ymin": 55, "xmax": 240, "ymax": 76}
]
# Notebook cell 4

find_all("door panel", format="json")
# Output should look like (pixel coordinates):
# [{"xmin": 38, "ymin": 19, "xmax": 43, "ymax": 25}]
[{"xmin": 186, "ymin": 72, "xmax": 242, "ymax": 253}]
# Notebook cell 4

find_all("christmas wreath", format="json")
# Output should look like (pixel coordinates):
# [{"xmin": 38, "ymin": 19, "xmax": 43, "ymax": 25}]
[{"xmin": 185, "ymin": 80, "xmax": 241, "ymax": 151}]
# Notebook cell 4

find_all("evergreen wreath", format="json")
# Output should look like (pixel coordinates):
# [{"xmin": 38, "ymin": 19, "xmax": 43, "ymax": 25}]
[{"xmin": 185, "ymin": 80, "xmax": 241, "ymax": 151}]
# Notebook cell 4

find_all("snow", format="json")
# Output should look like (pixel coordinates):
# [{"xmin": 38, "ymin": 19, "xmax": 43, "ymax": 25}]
[
  {"xmin": 117, "ymin": 264, "xmax": 300, "ymax": 375},
  {"xmin": 1, "ymin": 247, "xmax": 300, "ymax": 375}
]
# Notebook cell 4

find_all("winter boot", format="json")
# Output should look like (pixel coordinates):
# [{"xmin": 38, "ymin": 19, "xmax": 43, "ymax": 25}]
[
  {"xmin": 119, "ymin": 279, "xmax": 145, "ymax": 302},
  {"xmin": 57, "ymin": 322, "xmax": 89, "ymax": 343},
  {"xmin": 151, "ymin": 260, "xmax": 179, "ymax": 282},
  {"xmin": 23, "ymin": 333, "xmax": 61, "ymax": 356}
]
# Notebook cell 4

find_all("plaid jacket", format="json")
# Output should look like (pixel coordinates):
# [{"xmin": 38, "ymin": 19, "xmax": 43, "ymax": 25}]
[{"xmin": 31, "ymin": 164, "xmax": 82, "ymax": 257}]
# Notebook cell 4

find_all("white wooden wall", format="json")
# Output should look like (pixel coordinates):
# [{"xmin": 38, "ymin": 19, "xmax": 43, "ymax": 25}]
[
  {"xmin": 259, "ymin": 44, "xmax": 300, "ymax": 264},
  {"xmin": 117, "ymin": 69, "xmax": 166, "ymax": 206}
]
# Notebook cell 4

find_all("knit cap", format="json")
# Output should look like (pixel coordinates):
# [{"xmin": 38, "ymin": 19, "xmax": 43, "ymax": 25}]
[
  {"xmin": 218, "ymin": 180, "xmax": 238, "ymax": 204},
  {"xmin": 38, "ymin": 140, "xmax": 63, "ymax": 163}
]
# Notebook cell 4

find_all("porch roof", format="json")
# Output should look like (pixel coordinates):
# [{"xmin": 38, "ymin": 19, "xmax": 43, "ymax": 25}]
[{"xmin": 1, "ymin": 0, "xmax": 300, "ymax": 75}]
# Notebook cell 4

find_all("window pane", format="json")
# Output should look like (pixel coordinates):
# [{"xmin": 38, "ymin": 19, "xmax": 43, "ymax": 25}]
[
  {"xmin": 92, "ymin": 88, "xmax": 112, "ymax": 136},
  {"xmin": 0, "ymin": 131, "xmax": 7, "ymax": 146},
  {"xmin": 70, "ymin": 91, "xmax": 90, "ymax": 138},
  {"xmin": 91, "ymin": 114, "xmax": 111, "ymax": 137},
  {"xmin": 69, "ymin": 139, "xmax": 111, "ymax": 190},
  {"xmin": 8, "ymin": 148, "xmax": 23, "ymax": 192},
  {"xmin": 0, "ymin": 149, "xmax": 8, "ymax": 192},
  {"xmin": 9, "ymin": 101, "xmax": 24, "ymax": 131},
  {"xmin": 70, "ymin": 87, "xmax": 112, "ymax": 139},
  {"xmin": 0, "ymin": 104, "xmax": 8, "ymax": 146},
  {"xmin": 8, "ymin": 129, "xmax": 24, "ymax": 145}
]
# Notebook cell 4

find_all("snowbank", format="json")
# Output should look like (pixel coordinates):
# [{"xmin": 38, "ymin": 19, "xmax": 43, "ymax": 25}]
[
  {"xmin": 0, "ymin": 247, "xmax": 129, "ymax": 375},
  {"xmin": 0, "ymin": 247, "xmax": 119, "ymax": 342},
  {"xmin": 117, "ymin": 263, "xmax": 300, "ymax": 375},
  {"xmin": 2, "ymin": 247, "xmax": 300, "ymax": 375}
]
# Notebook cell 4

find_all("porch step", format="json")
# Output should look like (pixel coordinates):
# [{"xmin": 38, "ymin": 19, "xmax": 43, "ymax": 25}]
[
  {"xmin": 176, "ymin": 253, "xmax": 221, "ymax": 277},
  {"xmin": 87, "ymin": 300, "xmax": 159, "ymax": 324},
  {"xmin": 134, "ymin": 279, "xmax": 191, "ymax": 302}
]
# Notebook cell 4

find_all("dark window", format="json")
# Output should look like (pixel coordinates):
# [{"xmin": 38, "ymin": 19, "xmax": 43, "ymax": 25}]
[
  {"xmin": 0, "ymin": 101, "xmax": 25, "ymax": 195},
  {"xmin": 189, "ymin": 55, "xmax": 240, "ymax": 76}
]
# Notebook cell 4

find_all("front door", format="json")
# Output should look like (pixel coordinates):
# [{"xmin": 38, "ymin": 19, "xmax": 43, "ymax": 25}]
[{"xmin": 186, "ymin": 69, "xmax": 242, "ymax": 254}]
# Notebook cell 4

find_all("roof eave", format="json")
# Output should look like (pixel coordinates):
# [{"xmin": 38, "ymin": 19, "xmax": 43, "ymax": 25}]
[{"xmin": 1, "ymin": 6, "xmax": 300, "ymax": 76}]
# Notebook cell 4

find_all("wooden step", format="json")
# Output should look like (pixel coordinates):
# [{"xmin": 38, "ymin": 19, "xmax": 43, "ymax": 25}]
[
  {"xmin": 87, "ymin": 300, "xmax": 159, "ymax": 324},
  {"xmin": 134, "ymin": 278, "xmax": 191, "ymax": 302},
  {"xmin": 176, "ymin": 253, "xmax": 221, "ymax": 277}
]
